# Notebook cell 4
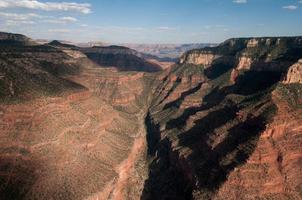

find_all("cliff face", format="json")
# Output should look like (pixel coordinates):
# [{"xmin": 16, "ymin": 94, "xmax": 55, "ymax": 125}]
[
  {"xmin": 214, "ymin": 86, "xmax": 302, "ymax": 200},
  {"xmin": 81, "ymin": 46, "xmax": 162, "ymax": 72},
  {"xmin": 179, "ymin": 52, "xmax": 220, "ymax": 67},
  {"xmin": 142, "ymin": 37, "xmax": 302, "ymax": 200},
  {"xmin": 180, "ymin": 37, "xmax": 302, "ymax": 73},
  {"xmin": 283, "ymin": 59, "xmax": 302, "ymax": 84}
]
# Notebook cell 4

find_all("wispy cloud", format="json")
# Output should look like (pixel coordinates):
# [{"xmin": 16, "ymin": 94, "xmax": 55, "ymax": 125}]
[
  {"xmin": 43, "ymin": 16, "xmax": 78, "ymax": 24},
  {"xmin": 233, "ymin": 0, "xmax": 247, "ymax": 4},
  {"xmin": 60, "ymin": 17, "xmax": 77, "ymax": 22},
  {"xmin": 155, "ymin": 26, "xmax": 177, "ymax": 32},
  {"xmin": 0, "ymin": 0, "xmax": 91, "ymax": 14},
  {"xmin": 5, "ymin": 20, "xmax": 35, "ymax": 25},
  {"xmin": 282, "ymin": 5, "xmax": 298, "ymax": 10},
  {"xmin": 0, "ymin": 11, "xmax": 78, "ymax": 26},
  {"xmin": 204, "ymin": 24, "xmax": 227, "ymax": 30},
  {"xmin": 0, "ymin": 12, "xmax": 41, "ymax": 20},
  {"xmin": 48, "ymin": 29, "xmax": 72, "ymax": 33},
  {"xmin": 0, "ymin": 11, "xmax": 42, "ymax": 26}
]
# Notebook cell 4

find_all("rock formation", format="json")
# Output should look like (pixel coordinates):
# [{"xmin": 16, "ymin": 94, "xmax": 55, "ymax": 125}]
[
  {"xmin": 0, "ymin": 33, "xmax": 152, "ymax": 200},
  {"xmin": 80, "ymin": 45, "xmax": 163, "ymax": 72},
  {"xmin": 283, "ymin": 59, "xmax": 302, "ymax": 84},
  {"xmin": 0, "ymin": 32, "xmax": 32, "ymax": 43},
  {"xmin": 142, "ymin": 37, "xmax": 302, "ymax": 200},
  {"xmin": 0, "ymin": 33, "xmax": 301, "ymax": 200}
]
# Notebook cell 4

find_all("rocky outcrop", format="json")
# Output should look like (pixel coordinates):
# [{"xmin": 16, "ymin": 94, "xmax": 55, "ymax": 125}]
[
  {"xmin": 179, "ymin": 51, "xmax": 220, "ymax": 67},
  {"xmin": 181, "ymin": 37, "xmax": 302, "ymax": 74},
  {"xmin": 283, "ymin": 59, "xmax": 302, "ymax": 84},
  {"xmin": 236, "ymin": 56, "xmax": 253, "ymax": 70},
  {"xmin": 246, "ymin": 38, "xmax": 259, "ymax": 48}
]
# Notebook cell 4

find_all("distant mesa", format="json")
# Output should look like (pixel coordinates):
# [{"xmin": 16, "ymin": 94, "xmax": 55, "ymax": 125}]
[
  {"xmin": 81, "ymin": 45, "xmax": 163, "ymax": 72},
  {"xmin": 0, "ymin": 32, "xmax": 30, "ymax": 42},
  {"xmin": 0, "ymin": 32, "xmax": 36, "ymax": 45},
  {"xmin": 48, "ymin": 40, "xmax": 78, "ymax": 49}
]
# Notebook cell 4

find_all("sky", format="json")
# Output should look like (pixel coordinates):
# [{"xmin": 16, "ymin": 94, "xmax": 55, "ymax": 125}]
[{"xmin": 0, "ymin": 0, "xmax": 302, "ymax": 44}]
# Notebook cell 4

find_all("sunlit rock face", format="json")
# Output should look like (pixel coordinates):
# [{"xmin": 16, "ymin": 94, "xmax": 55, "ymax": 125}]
[
  {"xmin": 283, "ymin": 59, "xmax": 302, "ymax": 84},
  {"xmin": 0, "ymin": 33, "xmax": 302, "ymax": 200},
  {"xmin": 179, "ymin": 51, "xmax": 221, "ymax": 67}
]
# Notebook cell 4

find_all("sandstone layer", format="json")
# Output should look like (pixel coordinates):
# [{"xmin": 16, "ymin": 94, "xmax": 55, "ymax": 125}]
[
  {"xmin": 142, "ymin": 37, "xmax": 302, "ymax": 200},
  {"xmin": 0, "ymin": 34, "xmax": 302, "ymax": 200}
]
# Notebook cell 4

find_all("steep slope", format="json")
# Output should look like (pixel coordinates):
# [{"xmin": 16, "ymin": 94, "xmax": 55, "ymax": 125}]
[
  {"xmin": 81, "ymin": 46, "xmax": 162, "ymax": 72},
  {"xmin": 0, "ymin": 69, "xmax": 152, "ymax": 200},
  {"xmin": 47, "ymin": 41, "xmax": 164, "ymax": 72},
  {"xmin": 0, "ymin": 40, "xmax": 88, "ymax": 102},
  {"xmin": 0, "ymin": 33, "xmax": 154, "ymax": 200},
  {"xmin": 0, "ymin": 32, "xmax": 35, "ymax": 45},
  {"xmin": 0, "ymin": 33, "xmax": 301, "ymax": 200},
  {"xmin": 142, "ymin": 37, "xmax": 302, "ymax": 200}
]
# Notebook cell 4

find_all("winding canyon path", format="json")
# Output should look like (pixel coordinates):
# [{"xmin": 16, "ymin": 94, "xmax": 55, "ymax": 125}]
[{"xmin": 109, "ymin": 110, "xmax": 147, "ymax": 200}]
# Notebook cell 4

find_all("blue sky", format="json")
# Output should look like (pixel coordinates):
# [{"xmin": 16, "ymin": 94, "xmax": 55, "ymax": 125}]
[{"xmin": 0, "ymin": 0, "xmax": 302, "ymax": 43}]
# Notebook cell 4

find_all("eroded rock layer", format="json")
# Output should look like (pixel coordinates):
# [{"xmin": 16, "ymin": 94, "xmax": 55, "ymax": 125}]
[
  {"xmin": 0, "ymin": 34, "xmax": 302, "ymax": 200},
  {"xmin": 142, "ymin": 37, "xmax": 302, "ymax": 200},
  {"xmin": 0, "ymin": 35, "xmax": 154, "ymax": 200}
]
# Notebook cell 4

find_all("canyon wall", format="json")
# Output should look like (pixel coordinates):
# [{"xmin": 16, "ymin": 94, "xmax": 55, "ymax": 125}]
[
  {"xmin": 142, "ymin": 37, "xmax": 302, "ymax": 200},
  {"xmin": 283, "ymin": 59, "xmax": 302, "ymax": 84},
  {"xmin": 81, "ymin": 46, "xmax": 162, "ymax": 72},
  {"xmin": 0, "ymin": 34, "xmax": 302, "ymax": 200},
  {"xmin": 0, "ymin": 36, "xmax": 154, "ymax": 200}
]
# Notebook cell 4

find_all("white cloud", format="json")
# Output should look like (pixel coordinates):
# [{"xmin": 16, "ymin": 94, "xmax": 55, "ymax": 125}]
[
  {"xmin": 6, "ymin": 20, "xmax": 35, "ymax": 25},
  {"xmin": 233, "ymin": 0, "xmax": 247, "ymax": 4},
  {"xmin": 44, "ymin": 16, "xmax": 77, "ymax": 24},
  {"xmin": 60, "ymin": 16, "xmax": 77, "ymax": 22},
  {"xmin": 0, "ymin": 0, "xmax": 91, "ymax": 14},
  {"xmin": 48, "ymin": 29, "xmax": 71, "ymax": 33},
  {"xmin": 0, "ymin": 11, "xmax": 42, "ymax": 26},
  {"xmin": 204, "ymin": 24, "xmax": 228, "ymax": 30},
  {"xmin": 0, "ymin": 11, "xmax": 78, "ymax": 25},
  {"xmin": 156, "ymin": 27, "xmax": 176, "ymax": 31},
  {"xmin": 283, "ymin": 5, "xmax": 298, "ymax": 10},
  {"xmin": 0, "ymin": 11, "xmax": 41, "ymax": 20}
]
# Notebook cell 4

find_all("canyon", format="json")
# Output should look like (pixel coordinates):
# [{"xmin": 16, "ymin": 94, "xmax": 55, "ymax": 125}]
[{"xmin": 0, "ymin": 33, "xmax": 301, "ymax": 200}]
